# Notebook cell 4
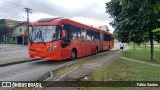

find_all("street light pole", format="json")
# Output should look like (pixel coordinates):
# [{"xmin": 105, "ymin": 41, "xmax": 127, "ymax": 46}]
[{"xmin": 24, "ymin": 8, "xmax": 32, "ymax": 45}]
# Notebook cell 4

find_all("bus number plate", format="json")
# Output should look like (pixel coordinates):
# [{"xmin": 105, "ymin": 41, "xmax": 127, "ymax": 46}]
[{"xmin": 35, "ymin": 56, "xmax": 40, "ymax": 59}]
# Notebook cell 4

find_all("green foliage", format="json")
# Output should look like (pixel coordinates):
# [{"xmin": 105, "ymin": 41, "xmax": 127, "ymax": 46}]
[
  {"xmin": 106, "ymin": 0, "xmax": 160, "ymax": 44},
  {"xmin": 0, "ymin": 25, "xmax": 10, "ymax": 43},
  {"xmin": 139, "ymin": 0, "xmax": 160, "ymax": 14},
  {"xmin": 0, "ymin": 24, "xmax": 9, "ymax": 35},
  {"xmin": 154, "ymin": 33, "xmax": 160, "ymax": 43},
  {"xmin": 152, "ymin": 28, "xmax": 160, "ymax": 32},
  {"xmin": 106, "ymin": 0, "xmax": 160, "ymax": 61},
  {"xmin": 152, "ymin": 19, "xmax": 160, "ymax": 33}
]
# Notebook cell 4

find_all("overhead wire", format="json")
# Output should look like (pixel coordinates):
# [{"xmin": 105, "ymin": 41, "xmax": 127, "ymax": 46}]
[
  {"xmin": 0, "ymin": 2, "xmax": 22, "ymax": 9},
  {"xmin": 3, "ymin": 0, "xmax": 25, "ymax": 8},
  {"xmin": 0, "ymin": 0, "xmax": 56, "ymax": 20},
  {"xmin": 2, "ymin": 0, "xmax": 55, "ymax": 15}
]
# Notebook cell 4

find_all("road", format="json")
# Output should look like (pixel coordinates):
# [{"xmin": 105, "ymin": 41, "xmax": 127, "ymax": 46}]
[
  {"xmin": 0, "ymin": 44, "xmax": 29, "ymax": 65},
  {"xmin": 0, "ymin": 43, "xmax": 120, "ymax": 81},
  {"xmin": 0, "ymin": 60, "xmax": 73, "ymax": 81},
  {"xmin": 0, "ymin": 43, "xmax": 120, "ymax": 90}
]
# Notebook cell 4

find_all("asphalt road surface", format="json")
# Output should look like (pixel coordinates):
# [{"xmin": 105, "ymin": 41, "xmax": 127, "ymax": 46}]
[
  {"xmin": 0, "ymin": 44, "xmax": 29, "ymax": 65},
  {"xmin": 0, "ymin": 60, "xmax": 73, "ymax": 81},
  {"xmin": 0, "ymin": 43, "xmax": 120, "ymax": 90},
  {"xmin": 0, "ymin": 43, "xmax": 120, "ymax": 81}
]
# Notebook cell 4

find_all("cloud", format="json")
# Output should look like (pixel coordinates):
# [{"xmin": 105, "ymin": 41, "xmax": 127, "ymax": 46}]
[
  {"xmin": 1, "ymin": 0, "xmax": 111, "ymax": 20},
  {"xmin": 0, "ymin": 0, "xmax": 114, "ymax": 33}
]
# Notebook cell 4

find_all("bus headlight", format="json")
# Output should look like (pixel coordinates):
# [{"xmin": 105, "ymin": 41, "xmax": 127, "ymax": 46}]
[{"xmin": 48, "ymin": 46, "xmax": 57, "ymax": 52}]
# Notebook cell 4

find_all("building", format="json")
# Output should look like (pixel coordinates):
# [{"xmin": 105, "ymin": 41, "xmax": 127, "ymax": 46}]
[
  {"xmin": 96, "ymin": 25, "xmax": 109, "ymax": 32},
  {"xmin": 9, "ymin": 22, "xmax": 27, "ymax": 45},
  {"xmin": 0, "ymin": 19, "xmax": 23, "ymax": 44},
  {"xmin": 0, "ymin": 19, "xmax": 22, "ymax": 27}
]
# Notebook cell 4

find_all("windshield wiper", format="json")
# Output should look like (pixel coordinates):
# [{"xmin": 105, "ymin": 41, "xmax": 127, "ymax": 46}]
[
  {"xmin": 30, "ymin": 28, "xmax": 46, "ymax": 46},
  {"xmin": 31, "ymin": 29, "xmax": 41, "ymax": 45},
  {"xmin": 39, "ymin": 30, "xmax": 46, "ymax": 46}
]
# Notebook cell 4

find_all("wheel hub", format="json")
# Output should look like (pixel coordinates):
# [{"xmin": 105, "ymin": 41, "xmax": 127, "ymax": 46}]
[{"xmin": 72, "ymin": 52, "xmax": 75, "ymax": 58}]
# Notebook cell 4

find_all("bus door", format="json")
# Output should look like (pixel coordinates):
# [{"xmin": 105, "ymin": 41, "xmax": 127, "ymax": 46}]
[
  {"xmin": 61, "ymin": 23, "xmax": 71, "ymax": 59},
  {"xmin": 81, "ymin": 28, "xmax": 87, "ymax": 57}
]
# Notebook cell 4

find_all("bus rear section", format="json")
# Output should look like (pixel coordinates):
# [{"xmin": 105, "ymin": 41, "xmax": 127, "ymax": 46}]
[{"xmin": 100, "ymin": 30, "xmax": 114, "ymax": 51}]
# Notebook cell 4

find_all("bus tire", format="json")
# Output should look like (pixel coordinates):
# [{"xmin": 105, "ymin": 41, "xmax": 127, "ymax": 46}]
[
  {"xmin": 95, "ymin": 47, "xmax": 98, "ymax": 54},
  {"xmin": 70, "ymin": 49, "xmax": 77, "ymax": 60}
]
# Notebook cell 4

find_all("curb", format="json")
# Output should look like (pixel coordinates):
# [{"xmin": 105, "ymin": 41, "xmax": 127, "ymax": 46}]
[
  {"xmin": 45, "ymin": 49, "xmax": 122, "ymax": 82},
  {"xmin": 0, "ymin": 58, "xmax": 38, "ymax": 67},
  {"xmin": 57, "ymin": 49, "xmax": 127, "ymax": 81}
]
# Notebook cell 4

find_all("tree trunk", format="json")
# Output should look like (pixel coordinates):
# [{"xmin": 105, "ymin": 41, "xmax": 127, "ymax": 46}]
[
  {"xmin": 133, "ymin": 43, "xmax": 135, "ymax": 50},
  {"xmin": 144, "ymin": 40, "xmax": 146, "ymax": 50},
  {"xmin": 150, "ymin": 32, "xmax": 155, "ymax": 61}
]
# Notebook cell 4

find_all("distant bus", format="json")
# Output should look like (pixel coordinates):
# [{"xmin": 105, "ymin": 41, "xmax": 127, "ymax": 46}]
[{"xmin": 28, "ymin": 18, "xmax": 114, "ymax": 60}]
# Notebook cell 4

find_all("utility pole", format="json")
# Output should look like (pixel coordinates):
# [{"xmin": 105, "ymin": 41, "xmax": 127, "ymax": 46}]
[{"xmin": 24, "ymin": 8, "xmax": 32, "ymax": 45}]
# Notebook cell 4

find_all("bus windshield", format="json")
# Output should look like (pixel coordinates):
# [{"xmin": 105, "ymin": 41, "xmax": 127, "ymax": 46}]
[{"xmin": 29, "ymin": 26, "xmax": 60, "ymax": 43}]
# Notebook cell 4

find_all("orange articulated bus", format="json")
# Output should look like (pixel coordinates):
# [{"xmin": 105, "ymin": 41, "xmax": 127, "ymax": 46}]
[{"xmin": 28, "ymin": 18, "xmax": 114, "ymax": 60}]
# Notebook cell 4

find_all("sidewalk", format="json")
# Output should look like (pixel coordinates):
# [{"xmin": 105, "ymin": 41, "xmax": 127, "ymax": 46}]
[
  {"xmin": 0, "ymin": 44, "xmax": 34, "ymax": 66},
  {"xmin": 53, "ymin": 47, "xmax": 125, "ymax": 81},
  {"xmin": 54, "ymin": 45, "xmax": 158, "ymax": 81},
  {"xmin": 40, "ymin": 44, "xmax": 123, "ymax": 89}
]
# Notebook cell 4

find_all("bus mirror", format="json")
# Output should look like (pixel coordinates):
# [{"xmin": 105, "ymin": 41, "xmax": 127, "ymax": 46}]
[{"xmin": 62, "ymin": 30, "xmax": 66, "ymax": 38}]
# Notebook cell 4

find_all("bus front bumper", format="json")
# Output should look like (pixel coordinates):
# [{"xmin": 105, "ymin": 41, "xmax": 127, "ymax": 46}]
[{"xmin": 29, "ymin": 51, "xmax": 61, "ymax": 60}]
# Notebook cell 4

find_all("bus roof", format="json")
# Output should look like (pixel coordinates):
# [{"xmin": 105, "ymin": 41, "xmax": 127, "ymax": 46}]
[
  {"xmin": 28, "ymin": 17, "xmax": 112, "ymax": 35},
  {"xmin": 28, "ymin": 17, "xmax": 63, "ymax": 26}
]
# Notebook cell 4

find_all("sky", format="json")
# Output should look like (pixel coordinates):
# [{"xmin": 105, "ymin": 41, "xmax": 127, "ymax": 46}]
[{"xmin": 0, "ymin": 0, "xmax": 114, "ymax": 33}]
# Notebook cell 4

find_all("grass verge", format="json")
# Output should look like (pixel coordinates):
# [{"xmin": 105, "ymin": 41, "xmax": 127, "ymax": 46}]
[
  {"xmin": 83, "ymin": 45, "xmax": 160, "ymax": 90},
  {"xmin": 52, "ymin": 50, "xmax": 118, "ymax": 77},
  {"xmin": 123, "ymin": 44, "xmax": 160, "ymax": 64},
  {"xmin": 91, "ymin": 58, "xmax": 160, "ymax": 81},
  {"xmin": 84, "ymin": 58, "xmax": 160, "ymax": 90}
]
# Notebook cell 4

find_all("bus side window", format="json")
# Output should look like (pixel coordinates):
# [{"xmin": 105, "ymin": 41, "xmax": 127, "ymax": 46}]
[
  {"xmin": 81, "ymin": 28, "xmax": 86, "ymax": 40},
  {"xmin": 70, "ymin": 25, "xmax": 77, "ymax": 40},
  {"xmin": 69, "ymin": 25, "xmax": 81, "ymax": 40},
  {"xmin": 108, "ymin": 35, "xmax": 111, "ymax": 41},
  {"xmin": 77, "ymin": 27, "xmax": 81, "ymax": 40},
  {"xmin": 104, "ymin": 34, "xmax": 107, "ymax": 41},
  {"xmin": 95, "ymin": 32, "xmax": 100, "ymax": 40},
  {"xmin": 56, "ymin": 26, "xmax": 61, "ymax": 40},
  {"xmin": 87, "ymin": 30, "xmax": 92, "ymax": 40},
  {"xmin": 62, "ymin": 23, "xmax": 69, "ymax": 40},
  {"xmin": 63, "ymin": 23, "xmax": 69, "ymax": 30},
  {"xmin": 91, "ymin": 31, "xmax": 94, "ymax": 40}
]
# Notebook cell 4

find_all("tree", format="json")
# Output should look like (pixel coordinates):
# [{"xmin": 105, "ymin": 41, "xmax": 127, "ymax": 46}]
[
  {"xmin": 0, "ymin": 24, "xmax": 9, "ymax": 43},
  {"xmin": 106, "ymin": 0, "xmax": 160, "ymax": 61}
]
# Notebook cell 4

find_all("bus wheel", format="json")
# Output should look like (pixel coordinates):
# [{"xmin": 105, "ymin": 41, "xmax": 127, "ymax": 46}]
[
  {"xmin": 70, "ymin": 49, "xmax": 77, "ymax": 60},
  {"xmin": 95, "ymin": 47, "xmax": 98, "ymax": 54}
]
